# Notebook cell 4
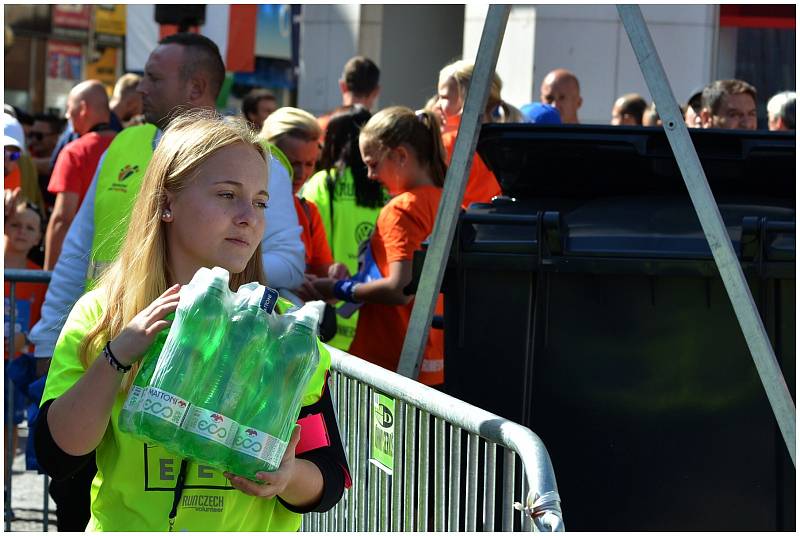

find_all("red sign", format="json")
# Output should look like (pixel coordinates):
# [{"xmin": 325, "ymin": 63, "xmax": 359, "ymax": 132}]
[
  {"xmin": 720, "ymin": 4, "xmax": 796, "ymax": 29},
  {"xmin": 52, "ymin": 4, "xmax": 91, "ymax": 30}
]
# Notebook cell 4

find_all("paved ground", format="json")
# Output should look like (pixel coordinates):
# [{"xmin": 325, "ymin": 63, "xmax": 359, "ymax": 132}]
[{"xmin": 5, "ymin": 422, "xmax": 57, "ymax": 532}]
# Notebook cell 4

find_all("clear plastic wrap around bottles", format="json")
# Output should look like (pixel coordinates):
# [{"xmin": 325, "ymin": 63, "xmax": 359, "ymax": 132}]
[{"xmin": 119, "ymin": 267, "xmax": 323, "ymax": 480}]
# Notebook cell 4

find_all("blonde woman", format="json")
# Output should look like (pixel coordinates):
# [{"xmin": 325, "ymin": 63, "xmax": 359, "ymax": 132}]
[
  {"xmin": 434, "ymin": 60, "xmax": 522, "ymax": 209},
  {"xmin": 34, "ymin": 112, "xmax": 349, "ymax": 531}
]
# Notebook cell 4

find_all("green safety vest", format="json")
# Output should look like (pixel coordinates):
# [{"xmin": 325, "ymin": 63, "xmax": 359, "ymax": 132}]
[
  {"xmin": 88, "ymin": 124, "xmax": 158, "ymax": 287},
  {"xmin": 301, "ymin": 168, "xmax": 386, "ymax": 351}
]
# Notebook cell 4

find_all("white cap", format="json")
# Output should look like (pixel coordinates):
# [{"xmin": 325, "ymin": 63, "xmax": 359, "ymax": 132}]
[{"xmin": 3, "ymin": 113, "xmax": 24, "ymax": 149}]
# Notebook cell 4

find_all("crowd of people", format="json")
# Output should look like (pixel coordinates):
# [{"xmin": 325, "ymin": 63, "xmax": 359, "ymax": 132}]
[{"xmin": 2, "ymin": 29, "xmax": 796, "ymax": 530}]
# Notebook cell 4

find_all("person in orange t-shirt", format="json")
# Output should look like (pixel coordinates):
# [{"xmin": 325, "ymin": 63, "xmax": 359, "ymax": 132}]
[
  {"xmin": 435, "ymin": 60, "xmax": 524, "ymax": 209},
  {"xmin": 313, "ymin": 106, "xmax": 447, "ymax": 386},
  {"xmin": 294, "ymin": 196, "xmax": 334, "ymax": 277}
]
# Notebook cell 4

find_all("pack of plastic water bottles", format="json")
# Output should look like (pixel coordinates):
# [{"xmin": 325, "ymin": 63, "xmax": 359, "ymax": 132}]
[{"xmin": 119, "ymin": 267, "xmax": 323, "ymax": 479}]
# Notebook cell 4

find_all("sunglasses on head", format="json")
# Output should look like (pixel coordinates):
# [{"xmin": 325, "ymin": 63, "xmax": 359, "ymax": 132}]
[{"xmin": 5, "ymin": 148, "xmax": 21, "ymax": 161}]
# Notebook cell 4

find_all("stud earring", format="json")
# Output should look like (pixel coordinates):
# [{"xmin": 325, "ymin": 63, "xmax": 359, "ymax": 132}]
[{"xmin": 161, "ymin": 209, "xmax": 172, "ymax": 221}]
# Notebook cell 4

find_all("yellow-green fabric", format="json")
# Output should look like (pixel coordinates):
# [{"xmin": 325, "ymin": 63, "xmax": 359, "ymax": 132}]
[
  {"xmin": 263, "ymin": 142, "xmax": 292, "ymax": 180},
  {"xmin": 41, "ymin": 289, "xmax": 331, "ymax": 532},
  {"xmin": 301, "ymin": 168, "xmax": 386, "ymax": 351},
  {"xmin": 89, "ymin": 124, "xmax": 157, "ymax": 287}
]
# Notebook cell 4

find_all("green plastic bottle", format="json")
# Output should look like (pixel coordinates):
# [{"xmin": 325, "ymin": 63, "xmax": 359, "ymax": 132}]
[
  {"xmin": 181, "ymin": 284, "xmax": 274, "ymax": 467},
  {"xmin": 138, "ymin": 267, "xmax": 231, "ymax": 454},
  {"xmin": 228, "ymin": 302, "xmax": 322, "ymax": 479}
]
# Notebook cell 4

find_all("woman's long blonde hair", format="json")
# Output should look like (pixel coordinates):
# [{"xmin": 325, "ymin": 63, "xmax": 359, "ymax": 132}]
[
  {"xmin": 80, "ymin": 111, "xmax": 268, "ymax": 390},
  {"xmin": 438, "ymin": 59, "xmax": 523, "ymax": 123}
]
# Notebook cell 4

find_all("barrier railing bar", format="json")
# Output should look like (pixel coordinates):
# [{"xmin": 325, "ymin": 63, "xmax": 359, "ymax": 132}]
[
  {"xmin": 391, "ymin": 400, "xmax": 404, "ymax": 532},
  {"xmin": 448, "ymin": 425, "xmax": 462, "ymax": 532},
  {"xmin": 484, "ymin": 442, "xmax": 497, "ymax": 530},
  {"xmin": 417, "ymin": 410, "xmax": 430, "ymax": 531},
  {"xmin": 402, "ymin": 405, "xmax": 416, "ymax": 531},
  {"xmin": 502, "ymin": 449, "xmax": 515, "ymax": 531},
  {"xmin": 466, "ymin": 433, "xmax": 479, "ymax": 531},
  {"xmin": 434, "ymin": 418, "xmax": 446, "ymax": 531}
]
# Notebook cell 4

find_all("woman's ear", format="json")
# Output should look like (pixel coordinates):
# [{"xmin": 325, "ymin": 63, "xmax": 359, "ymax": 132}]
[
  {"xmin": 161, "ymin": 194, "xmax": 174, "ymax": 222},
  {"xmin": 392, "ymin": 145, "xmax": 410, "ymax": 168}
]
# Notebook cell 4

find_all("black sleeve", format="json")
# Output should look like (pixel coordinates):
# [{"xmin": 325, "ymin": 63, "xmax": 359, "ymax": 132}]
[
  {"xmin": 33, "ymin": 398, "xmax": 95, "ymax": 481},
  {"xmin": 278, "ymin": 376, "xmax": 350, "ymax": 514}
]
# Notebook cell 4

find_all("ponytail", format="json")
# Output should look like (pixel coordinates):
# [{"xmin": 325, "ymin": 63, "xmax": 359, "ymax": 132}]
[
  {"xmin": 415, "ymin": 110, "xmax": 448, "ymax": 187},
  {"xmin": 361, "ymin": 106, "xmax": 449, "ymax": 188}
]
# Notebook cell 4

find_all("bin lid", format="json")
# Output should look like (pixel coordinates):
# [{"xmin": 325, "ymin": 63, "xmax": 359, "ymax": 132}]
[{"xmin": 476, "ymin": 124, "xmax": 795, "ymax": 202}]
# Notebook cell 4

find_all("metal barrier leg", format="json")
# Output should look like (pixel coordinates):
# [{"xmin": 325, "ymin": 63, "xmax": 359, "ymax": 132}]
[
  {"xmin": 356, "ymin": 383, "xmax": 368, "ymax": 531},
  {"xmin": 6, "ymin": 281, "xmax": 17, "ymax": 532},
  {"xmin": 43, "ymin": 474, "xmax": 50, "ymax": 531}
]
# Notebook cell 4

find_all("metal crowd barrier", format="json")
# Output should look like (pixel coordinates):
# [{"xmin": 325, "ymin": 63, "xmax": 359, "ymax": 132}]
[
  {"xmin": 4, "ymin": 269, "xmax": 53, "ymax": 532},
  {"xmin": 303, "ymin": 345, "xmax": 564, "ymax": 532}
]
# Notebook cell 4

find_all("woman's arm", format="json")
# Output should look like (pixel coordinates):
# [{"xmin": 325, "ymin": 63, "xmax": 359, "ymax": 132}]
[
  {"xmin": 47, "ymin": 285, "xmax": 180, "ymax": 455},
  {"xmin": 313, "ymin": 260, "xmax": 413, "ymax": 306}
]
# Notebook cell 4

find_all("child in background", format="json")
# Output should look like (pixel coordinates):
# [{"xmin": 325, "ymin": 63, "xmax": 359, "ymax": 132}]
[
  {"xmin": 301, "ymin": 106, "xmax": 387, "ymax": 351},
  {"xmin": 4, "ymin": 201, "xmax": 46, "ymax": 481},
  {"xmin": 312, "ymin": 107, "xmax": 447, "ymax": 386},
  {"xmin": 435, "ymin": 60, "xmax": 522, "ymax": 209}
]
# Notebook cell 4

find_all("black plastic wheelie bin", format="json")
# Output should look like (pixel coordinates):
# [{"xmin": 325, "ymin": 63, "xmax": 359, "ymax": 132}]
[{"xmin": 438, "ymin": 124, "xmax": 795, "ymax": 531}]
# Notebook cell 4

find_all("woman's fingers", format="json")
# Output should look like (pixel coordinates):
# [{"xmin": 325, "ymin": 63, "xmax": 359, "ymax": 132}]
[
  {"xmin": 144, "ymin": 320, "xmax": 171, "ymax": 336},
  {"xmin": 224, "ymin": 473, "xmax": 276, "ymax": 498},
  {"xmin": 146, "ymin": 299, "xmax": 180, "ymax": 323}
]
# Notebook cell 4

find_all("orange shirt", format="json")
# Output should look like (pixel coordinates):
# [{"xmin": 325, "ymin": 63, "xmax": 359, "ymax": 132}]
[
  {"xmin": 294, "ymin": 196, "xmax": 333, "ymax": 276},
  {"xmin": 348, "ymin": 185, "xmax": 445, "ymax": 385},
  {"xmin": 4, "ymin": 260, "xmax": 46, "ymax": 360},
  {"xmin": 441, "ymin": 116, "xmax": 502, "ymax": 209},
  {"xmin": 4, "ymin": 166, "xmax": 21, "ymax": 191}
]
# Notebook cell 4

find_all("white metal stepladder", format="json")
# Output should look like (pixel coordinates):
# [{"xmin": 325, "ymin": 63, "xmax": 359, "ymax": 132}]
[{"xmin": 396, "ymin": 4, "xmax": 796, "ymax": 466}]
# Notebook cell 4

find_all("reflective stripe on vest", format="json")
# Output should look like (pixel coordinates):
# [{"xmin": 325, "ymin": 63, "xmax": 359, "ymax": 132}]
[{"xmin": 88, "ymin": 124, "xmax": 158, "ymax": 288}]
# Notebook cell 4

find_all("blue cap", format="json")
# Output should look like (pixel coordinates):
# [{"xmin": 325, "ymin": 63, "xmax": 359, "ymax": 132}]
[{"xmin": 520, "ymin": 103, "xmax": 561, "ymax": 125}]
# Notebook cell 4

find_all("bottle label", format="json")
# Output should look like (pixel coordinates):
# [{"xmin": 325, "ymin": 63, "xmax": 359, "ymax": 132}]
[
  {"xmin": 140, "ymin": 387, "xmax": 191, "ymax": 427},
  {"xmin": 231, "ymin": 426, "xmax": 288, "ymax": 468},
  {"xmin": 260, "ymin": 286, "xmax": 280, "ymax": 314},
  {"xmin": 122, "ymin": 385, "xmax": 145, "ymax": 414},
  {"xmin": 182, "ymin": 406, "xmax": 239, "ymax": 447}
]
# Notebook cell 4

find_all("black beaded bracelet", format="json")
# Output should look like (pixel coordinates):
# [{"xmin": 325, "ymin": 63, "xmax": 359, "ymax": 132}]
[{"xmin": 104, "ymin": 341, "xmax": 132, "ymax": 373}]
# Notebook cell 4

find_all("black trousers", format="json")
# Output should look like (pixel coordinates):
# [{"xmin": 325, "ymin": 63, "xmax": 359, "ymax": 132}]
[{"xmin": 48, "ymin": 453, "xmax": 96, "ymax": 531}]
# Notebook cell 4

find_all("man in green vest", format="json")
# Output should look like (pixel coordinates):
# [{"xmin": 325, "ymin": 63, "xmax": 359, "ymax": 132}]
[{"xmin": 29, "ymin": 32, "xmax": 305, "ymax": 531}]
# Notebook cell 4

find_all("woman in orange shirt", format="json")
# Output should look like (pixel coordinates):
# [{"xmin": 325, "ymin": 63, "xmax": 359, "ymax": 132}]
[
  {"xmin": 313, "ymin": 107, "xmax": 447, "ymax": 386},
  {"xmin": 435, "ymin": 60, "xmax": 523, "ymax": 209}
]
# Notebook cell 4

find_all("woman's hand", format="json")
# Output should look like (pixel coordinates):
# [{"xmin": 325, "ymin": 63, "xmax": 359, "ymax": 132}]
[
  {"xmin": 225, "ymin": 426, "xmax": 302, "ymax": 499},
  {"xmin": 294, "ymin": 274, "xmax": 325, "ymax": 302},
  {"xmin": 327, "ymin": 262, "xmax": 350, "ymax": 280},
  {"xmin": 109, "ymin": 284, "xmax": 181, "ymax": 366},
  {"xmin": 311, "ymin": 277, "xmax": 337, "ymax": 301}
]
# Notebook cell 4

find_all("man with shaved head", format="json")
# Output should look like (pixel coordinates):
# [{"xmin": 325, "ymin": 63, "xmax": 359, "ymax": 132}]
[
  {"xmin": 540, "ymin": 68, "xmax": 583, "ymax": 124},
  {"xmin": 44, "ymin": 79, "xmax": 117, "ymax": 270}
]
